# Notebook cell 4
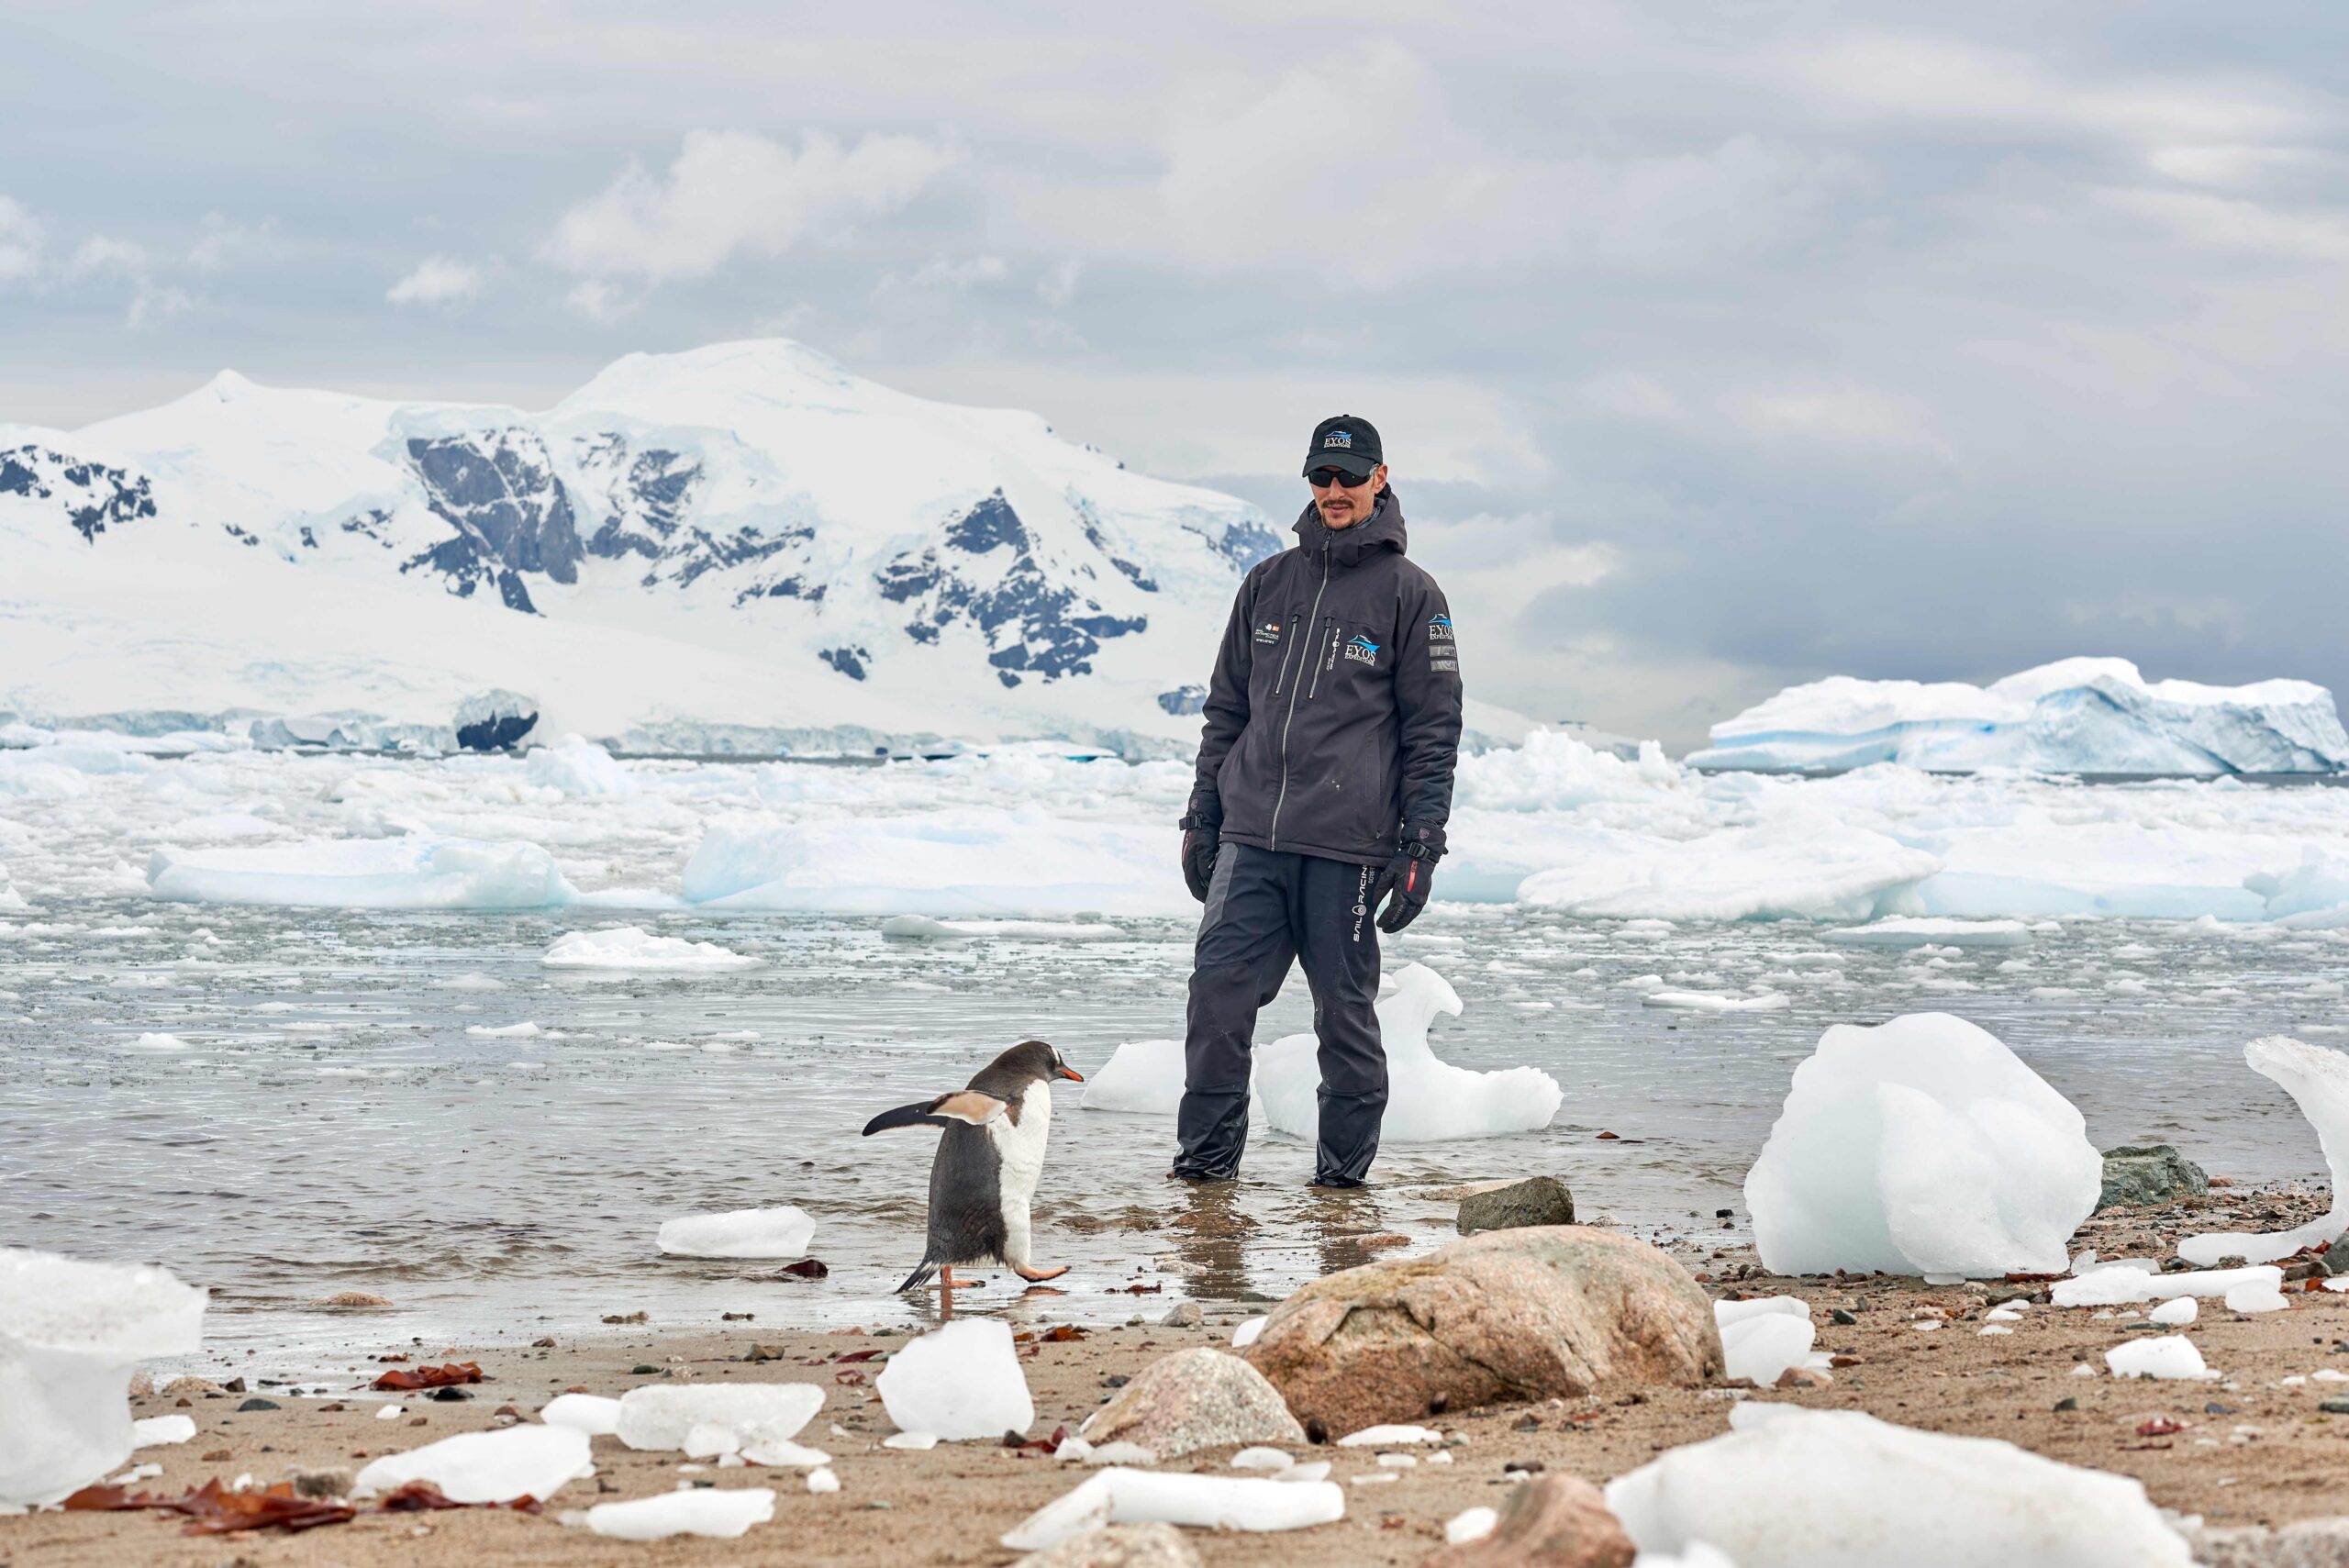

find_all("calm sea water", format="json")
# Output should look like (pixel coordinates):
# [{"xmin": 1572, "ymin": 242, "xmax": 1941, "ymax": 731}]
[{"xmin": 6, "ymin": 896, "xmax": 2343, "ymax": 1357}]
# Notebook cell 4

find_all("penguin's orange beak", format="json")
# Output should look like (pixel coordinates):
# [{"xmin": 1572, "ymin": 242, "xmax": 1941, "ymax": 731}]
[{"xmin": 1055, "ymin": 1065, "xmax": 1085, "ymax": 1082}]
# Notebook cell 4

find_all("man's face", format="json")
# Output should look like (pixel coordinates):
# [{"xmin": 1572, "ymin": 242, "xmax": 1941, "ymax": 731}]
[{"xmin": 1310, "ymin": 463, "xmax": 1386, "ymax": 530}]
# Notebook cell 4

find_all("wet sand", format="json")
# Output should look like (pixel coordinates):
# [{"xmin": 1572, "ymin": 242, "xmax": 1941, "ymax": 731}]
[{"xmin": 19, "ymin": 1187, "xmax": 2349, "ymax": 1565}]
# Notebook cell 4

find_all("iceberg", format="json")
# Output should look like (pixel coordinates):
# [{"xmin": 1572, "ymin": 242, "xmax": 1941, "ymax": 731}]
[
  {"xmin": 524, "ymin": 734, "xmax": 631, "ymax": 795},
  {"xmin": 1743, "ymin": 1014, "xmax": 2101, "ymax": 1278},
  {"xmin": 1605, "ymin": 1406, "xmax": 2192, "ymax": 1567},
  {"xmin": 1692, "ymin": 657, "xmax": 2349, "ymax": 776},
  {"xmin": 543, "ymin": 926, "xmax": 759, "ymax": 971},
  {"xmin": 351, "ymin": 1424, "xmax": 593, "ymax": 1504},
  {"xmin": 0, "ymin": 1249, "xmax": 206, "ymax": 1506},
  {"xmin": 1516, "ymin": 820, "xmax": 1938, "ymax": 921},
  {"xmin": 148, "ymin": 836, "xmax": 576, "ymax": 909},
  {"xmin": 655, "ymin": 1207, "xmax": 816, "ymax": 1260},
  {"xmin": 2179, "ymin": 1036, "xmax": 2349, "ymax": 1265},
  {"xmin": 682, "ymin": 811, "xmax": 1182, "ymax": 917},
  {"xmin": 875, "ymin": 1318, "xmax": 1033, "ymax": 1440}
]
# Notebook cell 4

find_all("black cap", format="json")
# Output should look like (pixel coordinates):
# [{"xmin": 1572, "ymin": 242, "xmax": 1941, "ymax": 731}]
[{"xmin": 1303, "ymin": 415, "xmax": 1381, "ymax": 480}]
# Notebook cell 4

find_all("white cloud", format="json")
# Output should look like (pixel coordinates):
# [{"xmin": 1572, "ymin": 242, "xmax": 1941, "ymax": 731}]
[
  {"xmin": 187, "ymin": 213, "xmax": 267, "ymax": 271},
  {"xmin": 1037, "ymin": 257, "xmax": 1082, "ymax": 308},
  {"xmin": 0, "ymin": 196, "xmax": 39, "ymax": 284},
  {"xmin": 543, "ymin": 128, "xmax": 960, "ymax": 283},
  {"xmin": 905, "ymin": 253, "xmax": 1006, "ymax": 291},
  {"xmin": 386, "ymin": 254, "xmax": 486, "ymax": 306},
  {"xmin": 563, "ymin": 278, "xmax": 631, "ymax": 322},
  {"xmin": 123, "ymin": 281, "xmax": 192, "ymax": 329},
  {"xmin": 68, "ymin": 235, "xmax": 146, "ymax": 277}
]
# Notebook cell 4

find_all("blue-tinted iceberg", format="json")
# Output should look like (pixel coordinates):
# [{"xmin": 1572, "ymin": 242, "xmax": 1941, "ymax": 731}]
[
  {"xmin": 1692, "ymin": 657, "xmax": 2349, "ymax": 775},
  {"xmin": 149, "ymin": 836, "xmax": 577, "ymax": 909}
]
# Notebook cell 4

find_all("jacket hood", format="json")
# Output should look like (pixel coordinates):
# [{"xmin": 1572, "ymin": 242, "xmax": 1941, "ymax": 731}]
[{"xmin": 1292, "ymin": 485, "xmax": 1408, "ymax": 567}]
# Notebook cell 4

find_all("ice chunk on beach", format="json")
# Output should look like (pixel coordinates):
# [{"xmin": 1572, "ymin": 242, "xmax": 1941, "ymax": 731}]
[
  {"xmin": 656, "ymin": 1207, "xmax": 816, "ymax": 1260},
  {"xmin": 149, "ymin": 836, "xmax": 576, "ymax": 909},
  {"xmin": 1691, "ymin": 658, "xmax": 2349, "ymax": 775},
  {"xmin": 1082, "ymin": 1039, "xmax": 1187, "ymax": 1114},
  {"xmin": 1743, "ymin": 1014, "xmax": 2100, "ymax": 1278},
  {"xmin": 876, "ymin": 1318, "xmax": 1033, "ymax": 1440},
  {"xmin": 1000, "ymin": 1468, "xmax": 1347, "ymax": 1551},
  {"xmin": 2179, "ymin": 1036, "xmax": 2349, "ymax": 1265},
  {"xmin": 1822, "ymin": 918, "xmax": 2033, "ymax": 949},
  {"xmin": 880, "ymin": 915, "xmax": 1119, "ymax": 941},
  {"xmin": 543, "ymin": 926, "xmax": 759, "ymax": 971},
  {"xmin": 617, "ymin": 1385, "xmax": 824, "ymax": 1452},
  {"xmin": 683, "ymin": 812, "xmax": 1182, "ymax": 917},
  {"xmin": 2106, "ymin": 1336, "xmax": 2215, "ymax": 1380},
  {"xmin": 131, "ymin": 1415, "xmax": 196, "ymax": 1448},
  {"xmin": 2148, "ymin": 1296, "xmax": 2198, "ymax": 1326},
  {"xmin": 540, "ymin": 1394, "xmax": 622, "ymax": 1436},
  {"xmin": 0, "ymin": 1248, "xmax": 206, "ymax": 1506},
  {"xmin": 525, "ymin": 735, "xmax": 633, "ymax": 797},
  {"xmin": 2225, "ymin": 1281, "xmax": 2290, "ymax": 1314},
  {"xmin": 1516, "ymin": 821, "xmax": 1939, "ymax": 922},
  {"xmin": 2053, "ymin": 1264, "xmax": 2280, "ymax": 1307},
  {"xmin": 585, "ymin": 1486, "xmax": 774, "ymax": 1540},
  {"xmin": 1716, "ymin": 1298, "xmax": 1817, "ymax": 1386},
  {"xmin": 1258, "ymin": 964, "xmax": 1562, "ymax": 1142},
  {"xmin": 1605, "ymin": 1406, "xmax": 2191, "ymax": 1566},
  {"xmin": 352, "ymin": 1424, "xmax": 593, "ymax": 1503}
]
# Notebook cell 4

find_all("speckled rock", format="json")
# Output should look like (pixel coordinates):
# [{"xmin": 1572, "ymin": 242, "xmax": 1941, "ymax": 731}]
[
  {"xmin": 2181, "ymin": 1516, "xmax": 2349, "ymax": 1567},
  {"xmin": 1419, "ymin": 1474, "xmax": 1634, "ymax": 1568},
  {"xmin": 1458, "ymin": 1177, "xmax": 1576, "ymax": 1234},
  {"xmin": 2098, "ymin": 1144, "xmax": 2209, "ymax": 1212},
  {"xmin": 1013, "ymin": 1521, "xmax": 1204, "ymax": 1567},
  {"xmin": 1246, "ymin": 1227, "xmax": 1721, "ymax": 1435},
  {"xmin": 1083, "ymin": 1348, "xmax": 1306, "ymax": 1458}
]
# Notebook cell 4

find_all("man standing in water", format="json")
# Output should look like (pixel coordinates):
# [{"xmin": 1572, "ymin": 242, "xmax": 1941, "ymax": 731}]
[{"xmin": 1172, "ymin": 416, "xmax": 1464, "ymax": 1187}]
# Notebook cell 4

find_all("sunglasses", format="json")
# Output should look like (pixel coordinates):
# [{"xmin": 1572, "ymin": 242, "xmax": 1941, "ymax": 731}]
[{"xmin": 1308, "ymin": 468, "xmax": 1374, "ymax": 490}]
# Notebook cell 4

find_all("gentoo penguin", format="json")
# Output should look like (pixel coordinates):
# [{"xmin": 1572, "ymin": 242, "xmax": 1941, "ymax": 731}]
[{"xmin": 862, "ymin": 1040, "xmax": 1084, "ymax": 1298}]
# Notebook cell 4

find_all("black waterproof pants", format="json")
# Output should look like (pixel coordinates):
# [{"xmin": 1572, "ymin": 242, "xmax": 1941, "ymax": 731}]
[{"xmin": 1173, "ymin": 843, "xmax": 1386, "ymax": 1185}]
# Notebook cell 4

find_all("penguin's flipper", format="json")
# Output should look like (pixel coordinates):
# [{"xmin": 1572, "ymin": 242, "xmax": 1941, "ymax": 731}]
[
  {"xmin": 898, "ymin": 1259, "xmax": 940, "ymax": 1293},
  {"xmin": 861, "ymin": 1090, "xmax": 1010, "ymax": 1136}
]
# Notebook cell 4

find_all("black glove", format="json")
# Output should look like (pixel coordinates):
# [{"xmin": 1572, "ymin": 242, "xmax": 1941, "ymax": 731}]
[
  {"xmin": 1179, "ymin": 812, "xmax": 1220, "ymax": 903},
  {"xmin": 1370, "ymin": 841, "xmax": 1437, "ymax": 933}
]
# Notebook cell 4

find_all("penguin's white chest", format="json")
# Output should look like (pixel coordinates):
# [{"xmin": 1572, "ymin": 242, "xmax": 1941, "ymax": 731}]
[{"xmin": 985, "ymin": 1082, "xmax": 1052, "ymax": 1267}]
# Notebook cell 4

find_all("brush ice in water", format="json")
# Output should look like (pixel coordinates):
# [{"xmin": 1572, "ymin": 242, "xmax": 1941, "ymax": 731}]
[
  {"xmin": 586, "ymin": 1486, "xmax": 774, "ymax": 1540},
  {"xmin": 617, "ymin": 1384, "xmax": 824, "ymax": 1451},
  {"xmin": 543, "ymin": 926, "xmax": 758, "ymax": 970},
  {"xmin": 148, "ymin": 836, "xmax": 576, "ymax": 909},
  {"xmin": 1743, "ymin": 1014, "xmax": 2100, "ymax": 1278},
  {"xmin": 656, "ymin": 1207, "xmax": 816, "ymax": 1260},
  {"xmin": 877, "ymin": 1318, "xmax": 1033, "ymax": 1440},
  {"xmin": 0, "ymin": 1248, "xmax": 206, "ymax": 1506},
  {"xmin": 1001, "ymin": 1468, "xmax": 1346, "ymax": 1551},
  {"xmin": 1605, "ymin": 1405, "xmax": 2191, "ymax": 1567},
  {"xmin": 2179, "ymin": 1036, "xmax": 2349, "ymax": 1265},
  {"xmin": 353, "ymin": 1424, "xmax": 593, "ymax": 1503},
  {"xmin": 880, "ymin": 914, "xmax": 1119, "ymax": 940}
]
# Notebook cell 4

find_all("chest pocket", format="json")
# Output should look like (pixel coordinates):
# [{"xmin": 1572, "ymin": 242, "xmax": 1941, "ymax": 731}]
[{"xmin": 1297, "ymin": 617, "xmax": 1394, "ymax": 700}]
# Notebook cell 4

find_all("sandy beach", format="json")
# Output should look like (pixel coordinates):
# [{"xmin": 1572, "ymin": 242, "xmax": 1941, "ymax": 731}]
[{"xmin": 18, "ymin": 1181, "xmax": 2349, "ymax": 1566}]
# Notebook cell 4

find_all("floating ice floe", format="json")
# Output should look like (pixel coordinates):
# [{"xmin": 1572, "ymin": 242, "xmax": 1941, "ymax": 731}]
[
  {"xmin": 0, "ymin": 1248, "xmax": 206, "ymax": 1506},
  {"xmin": 1744, "ymin": 1014, "xmax": 2100, "ymax": 1278},
  {"xmin": 1821, "ymin": 918, "xmax": 2033, "ymax": 949},
  {"xmin": 353, "ymin": 1424, "xmax": 594, "ymax": 1504},
  {"xmin": 617, "ymin": 1385, "xmax": 825, "ymax": 1452},
  {"xmin": 148, "ymin": 836, "xmax": 577, "ymax": 909},
  {"xmin": 880, "ymin": 914, "xmax": 1119, "ymax": 941},
  {"xmin": 127, "ymin": 1031, "xmax": 191, "ymax": 1051},
  {"xmin": 1642, "ymin": 990, "xmax": 1789, "ymax": 1013},
  {"xmin": 1515, "ymin": 820, "xmax": 1940, "ymax": 922},
  {"xmin": 2053, "ymin": 1264, "xmax": 2280, "ymax": 1308},
  {"xmin": 1605, "ymin": 1405, "xmax": 2192, "ymax": 1566},
  {"xmin": 1716, "ymin": 1298, "xmax": 1817, "ymax": 1386},
  {"xmin": 656, "ymin": 1207, "xmax": 817, "ymax": 1260},
  {"xmin": 585, "ymin": 1487, "xmax": 774, "ymax": 1540},
  {"xmin": 1081, "ymin": 1038, "xmax": 1187, "ymax": 1114},
  {"xmin": 525, "ymin": 736, "xmax": 634, "ymax": 797},
  {"xmin": 2105, "ymin": 1336, "xmax": 2215, "ymax": 1380},
  {"xmin": 876, "ymin": 1319, "xmax": 1032, "ymax": 1440},
  {"xmin": 683, "ymin": 812, "xmax": 1180, "ymax": 917},
  {"xmin": 2179, "ymin": 1036, "xmax": 2349, "ymax": 1265},
  {"xmin": 540, "ymin": 1394, "xmax": 622, "ymax": 1436},
  {"xmin": 464, "ymin": 1020, "xmax": 542, "ymax": 1038},
  {"xmin": 1689, "ymin": 657, "xmax": 2349, "ymax": 776},
  {"xmin": 543, "ymin": 926, "xmax": 759, "ymax": 971},
  {"xmin": 1000, "ymin": 1468, "xmax": 1347, "ymax": 1551}
]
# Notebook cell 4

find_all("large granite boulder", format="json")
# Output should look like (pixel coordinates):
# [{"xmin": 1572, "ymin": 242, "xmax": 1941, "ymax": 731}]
[
  {"xmin": 1421, "ymin": 1474, "xmax": 1635, "ymax": 1568},
  {"xmin": 1083, "ymin": 1348, "xmax": 1305, "ymax": 1458},
  {"xmin": 1244, "ymin": 1227, "xmax": 1720, "ymax": 1435},
  {"xmin": 1459, "ymin": 1176, "xmax": 1576, "ymax": 1234},
  {"xmin": 2097, "ymin": 1144, "xmax": 2209, "ymax": 1211}
]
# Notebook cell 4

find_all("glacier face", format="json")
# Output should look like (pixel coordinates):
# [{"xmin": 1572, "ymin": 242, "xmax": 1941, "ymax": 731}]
[
  {"xmin": 0, "ymin": 340, "xmax": 1291, "ymax": 752},
  {"xmin": 1690, "ymin": 657, "xmax": 2349, "ymax": 776}
]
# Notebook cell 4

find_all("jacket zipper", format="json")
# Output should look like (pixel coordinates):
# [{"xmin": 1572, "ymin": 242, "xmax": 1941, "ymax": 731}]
[
  {"xmin": 1307, "ymin": 618, "xmax": 1337, "ymax": 700},
  {"xmin": 1269, "ymin": 553, "xmax": 1331, "ymax": 850},
  {"xmin": 1271, "ymin": 613, "xmax": 1302, "ymax": 696}
]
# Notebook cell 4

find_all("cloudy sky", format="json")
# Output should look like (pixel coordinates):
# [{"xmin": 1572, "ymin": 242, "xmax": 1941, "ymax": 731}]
[{"xmin": 7, "ymin": 2, "xmax": 2349, "ymax": 748}]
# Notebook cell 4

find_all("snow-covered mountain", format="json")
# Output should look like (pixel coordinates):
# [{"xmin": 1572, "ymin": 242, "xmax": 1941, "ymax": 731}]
[
  {"xmin": 1, "ymin": 340, "xmax": 1328, "ymax": 754},
  {"xmin": 1689, "ymin": 657, "xmax": 2349, "ymax": 775}
]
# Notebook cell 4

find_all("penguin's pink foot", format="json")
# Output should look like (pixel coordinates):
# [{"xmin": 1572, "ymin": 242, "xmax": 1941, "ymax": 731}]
[{"xmin": 1012, "ymin": 1263, "xmax": 1068, "ymax": 1283}]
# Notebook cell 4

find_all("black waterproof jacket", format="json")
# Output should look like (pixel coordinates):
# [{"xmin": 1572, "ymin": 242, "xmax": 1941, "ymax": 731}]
[{"xmin": 1187, "ymin": 488, "xmax": 1463, "ymax": 867}]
